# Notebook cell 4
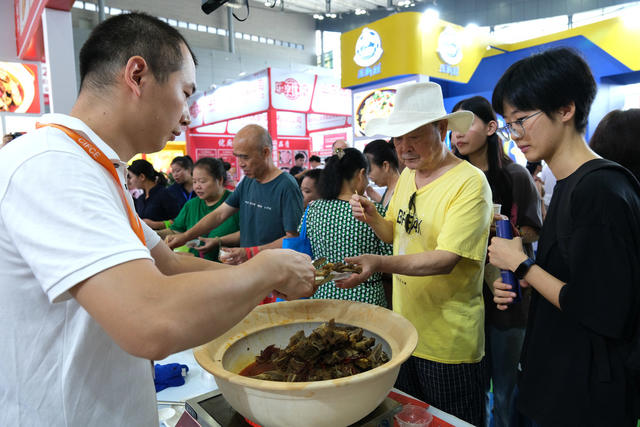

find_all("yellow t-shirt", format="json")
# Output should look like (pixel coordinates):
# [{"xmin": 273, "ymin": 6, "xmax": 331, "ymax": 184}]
[{"xmin": 386, "ymin": 161, "xmax": 492, "ymax": 363}]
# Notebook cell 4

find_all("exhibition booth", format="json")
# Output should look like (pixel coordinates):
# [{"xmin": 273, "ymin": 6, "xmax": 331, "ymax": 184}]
[
  {"xmin": 340, "ymin": 11, "xmax": 640, "ymax": 159},
  {"xmin": 186, "ymin": 68, "xmax": 352, "ymax": 180}
]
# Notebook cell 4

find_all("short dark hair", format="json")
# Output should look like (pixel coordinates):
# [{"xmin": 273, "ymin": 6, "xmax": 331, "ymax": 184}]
[
  {"xmin": 171, "ymin": 155, "xmax": 194, "ymax": 171},
  {"xmin": 319, "ymin": 148, "xmax": 368, "ymax": 200},
  {"xmin": 303, "ymin": 168, "xmax": 322, "ymax": 183},
  {"xmin": 309, "ymin": 155, "xmax": 321, "ymax": 163},
  {"xmin": 79, "ymin": 12, "xmax": 197, "ymax": 91},
  {"xmin": 492, "ymin": 47, "xmax": 596, "ymax": 133},
  {"xmin": 363, "ymin": 139, "xmax": 398, "ymax": 170},
  {"xmin": 194, "ymin": 157, "xmax": 227, "ymax": 184},
  {"xmin": 589, "ymin": 109, "xmax": 640, "ymax": 181},
  {"xmin": 294, "ymin": 153, "xmax": 305, "ymax": 160}
]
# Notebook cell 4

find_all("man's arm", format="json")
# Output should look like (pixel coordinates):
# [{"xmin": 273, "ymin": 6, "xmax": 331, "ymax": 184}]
[
  {"xmin": 70, "ymin": 249, "xmax": 315, "ymax": 361},
  {"xmin": 166, "ymin": 203, "xmax": 237, "ymax": 248},
  {"xmin": 219, "ymin": 232, "xmax": 297, "ymax": 265},
  {"xmin": 340, "ymin": 250, "xmax": 460, "ymax": 288},
  {"xmin": 152, "ymin": 239, "xmax": 230, "ymax": 274}
]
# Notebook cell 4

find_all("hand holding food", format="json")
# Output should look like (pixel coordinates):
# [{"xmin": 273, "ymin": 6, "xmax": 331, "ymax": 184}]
[
  {"xmin": 349, "ymin": 194, "xmax": 376, "ymax": 223},
  {"xmin": 253, "ymin": 249, "xmax": 315, "ymax": 300},
  {"xmin": 165, "ymin": 232, "xmax": 188, "ymax": 249},
  {"xmin": 314, "ymin": 258, "xmax": 363, "ymax": 285}
]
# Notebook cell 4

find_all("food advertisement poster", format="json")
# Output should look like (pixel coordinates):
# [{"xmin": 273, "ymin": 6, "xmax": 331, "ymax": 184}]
[
  {"xmin": 0, "ymin": 61, "xmax": 41, "ymax": 114},
  {"xmin": 188, "ymin": 134, "xmax": 240, "ymax": 180},
  {"xmin": 352, "ymin": 78, "xmax": 419, "ymax": 140}
]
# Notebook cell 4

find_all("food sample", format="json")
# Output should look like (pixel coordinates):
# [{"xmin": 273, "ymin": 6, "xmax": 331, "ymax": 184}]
[
  {"xmin": 314, "ymin": 259, "xmax": 362, "ymax": 285},
  {"xmin": 239, "ymin": 319, "xmax": 389, "ymax": 382}
]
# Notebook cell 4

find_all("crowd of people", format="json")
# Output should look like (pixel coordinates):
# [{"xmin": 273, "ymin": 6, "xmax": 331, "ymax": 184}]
[{"xmin": 1, "ymin": 10, "xmax": 639, "ymax": 427}]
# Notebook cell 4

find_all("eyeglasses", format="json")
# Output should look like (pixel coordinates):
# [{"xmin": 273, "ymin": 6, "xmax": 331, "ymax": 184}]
[
  {"xmin": 496, "ymin": 111, "xmax": 542, "ymax": 141},
  {"xmin": 405, "ymin": 191, "xmax": 417, "ymax": 234}
]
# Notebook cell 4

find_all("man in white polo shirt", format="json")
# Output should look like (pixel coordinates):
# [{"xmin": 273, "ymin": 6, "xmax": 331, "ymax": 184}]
[{"xmin": 0, "ymin": 12, "xmax": 314, "ymax": 426}]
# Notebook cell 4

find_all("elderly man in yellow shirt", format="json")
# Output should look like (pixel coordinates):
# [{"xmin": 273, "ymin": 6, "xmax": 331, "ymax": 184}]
[{"xmin": 343, "ymin": 82, "xmax": 492, "ymax": 426}]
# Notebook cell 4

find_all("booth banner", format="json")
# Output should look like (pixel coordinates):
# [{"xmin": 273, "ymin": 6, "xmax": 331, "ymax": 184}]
[
  {"xmin": 193, "ymin": 121, "xmax": 227, "ymax": 134},
  {"xmin": 227, "ymin": 112, "xmax": 268, "ymax": 134},
  {"xmin": 0, "ymin": 61, "xmax": 41, "ymax": 114},
  {"xmin": 195, "ymin": 148, "xmax": 217, "ymax": 160},
  {"xmin": 270, "ymin": 69, "xmax": 315, "ymax": 112},
  {"xmin": 276, "ymin": 111, "xmax": 306, "ymax": 136},
  {"xmin": 307, "ymin": 113, "xmax": 348, "ymax": 132},
  {"xmin": 341, "ymin": 12, "xmax": 488, "ymax": 88},
  {"xmin": 311, "ymin": 75, "xmax": 352, "ymax": 115},
  {"xmin": 275, "ymin": 137, "xmax": 311, "ymax": 170},
  {"xmin": 188, "ymin": 134, "xmax": 239, "ymax": 180},
  {"xmin": 188, "ymin": 93, "xmax": 205, "ymax": 128},
  {"xmin": 200, "ymin": 70, "xmax": 269, "ymax": 125},
  {"xmin": 14, "ymin": 0, "xmax": 46, "ymax": 59}
]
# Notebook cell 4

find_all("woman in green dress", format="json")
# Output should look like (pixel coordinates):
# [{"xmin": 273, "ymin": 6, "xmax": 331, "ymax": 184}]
[
  {"xmin": 169, "ymin": 157, "xmax": 240, "ymax": 261},
  {"xmin": 306, "ymin": 148, "xmax": 392, "ymax": 307}
]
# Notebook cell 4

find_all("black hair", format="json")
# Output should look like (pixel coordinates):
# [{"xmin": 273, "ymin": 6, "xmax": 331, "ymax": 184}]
[
  {"xmin": 79, "ymin": 12, "xmax": 197, "ymax": 91},
  {"xmin": 171, "ymin": 155, "xmax": 194, "ymax": 172},
  {"xmin": 294, "ymin": 153, "xmax": 305, "ymax": 160},
  {"xmin": 453, "ymin": 96, "xmax": 514, "ymax": 211},
  {"xmin": 589, "ymin": 109, "xmax": 640, "ymax": 181},
  {"xmin": 363, "ymin": 139, "xmax": 399, "ymax": 170},
  {"xmin": 194, "ymin": 157, "xmax": 227, "ymax": 184},
  {"xmin": 491, "ymin": 47, "xmax": 596, "ymax": 133},
  {"xmin": 525, "ymin": 161, "xmax": 542, "ymax": 176},
  {"xmin": 319, "ymin": 148, "xmax": 368, "ymax": 200},
  {"xmin": 219, "ymin": 159, "xmax": 231, "ymax": 172},
  {"xmin": 303, "ymin": 168, "xmax": 322, "ymax": 183},
  {"xmin": 309, "ymin": 155, "xmax": 321, "ymax": 163},
  {"xmin": 128, "ymin": 159, "xmax": 168, "ymax": 186}
]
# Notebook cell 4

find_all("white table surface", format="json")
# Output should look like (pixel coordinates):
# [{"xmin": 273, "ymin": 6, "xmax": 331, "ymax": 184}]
[{"xmin": 156, "ymin": 349, "xmax": 473, "ymax": 427}]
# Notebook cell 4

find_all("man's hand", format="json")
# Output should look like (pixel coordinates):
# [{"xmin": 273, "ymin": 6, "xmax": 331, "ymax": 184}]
[
  {"xmin": 253, "ymin": 249, "xmax": 315, "ymax": 300},
  {"xmin": 165, "ymin": 232, "xmax": 188, "ymax": 249},
  {"xmin": 349, "ymin": 194, "xmax": 377, "ymax": 224},
  {"xmin": 219, "ymin": 247, "xmax": 248, "ymax": 265},
  {"xmin": 334, "ymin": 254, "xmax": 378, "ymax": 289}
]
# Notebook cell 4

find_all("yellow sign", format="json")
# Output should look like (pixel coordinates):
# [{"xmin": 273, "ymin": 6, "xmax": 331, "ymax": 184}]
[{"xmin": 341, "ymin": 12, "xmax": 489, "ymax": 88}]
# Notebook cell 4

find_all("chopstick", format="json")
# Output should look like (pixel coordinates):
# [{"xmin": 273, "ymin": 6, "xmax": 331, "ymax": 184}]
[{"xmin": 355, "ymin": 190, "xmax": 367, "ymax": 221}]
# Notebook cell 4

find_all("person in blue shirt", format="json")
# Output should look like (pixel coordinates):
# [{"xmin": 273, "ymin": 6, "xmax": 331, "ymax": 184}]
[
  {"xmin": 167, "ymin": 155, "xmax": 196, "ymax": 210},
  {"xmin": 167, "ymin": 124, "xmax": 303, "ymax": 263}
]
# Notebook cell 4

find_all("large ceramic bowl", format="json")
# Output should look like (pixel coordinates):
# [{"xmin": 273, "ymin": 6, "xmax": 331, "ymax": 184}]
[{"xmin": 194, "ymin": 299, "xmax": 418, "ymax": 427}]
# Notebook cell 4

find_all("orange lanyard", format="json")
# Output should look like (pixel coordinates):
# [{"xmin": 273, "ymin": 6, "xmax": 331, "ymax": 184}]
[{"xmin": 36, "ymin": 122, "xmax": 146, "ymax": 246}]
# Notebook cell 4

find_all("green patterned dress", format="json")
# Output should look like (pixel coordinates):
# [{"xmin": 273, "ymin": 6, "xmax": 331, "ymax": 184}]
[{"xmin": 305, "ymin": 199, "xmax": 392, "ymax": 307}]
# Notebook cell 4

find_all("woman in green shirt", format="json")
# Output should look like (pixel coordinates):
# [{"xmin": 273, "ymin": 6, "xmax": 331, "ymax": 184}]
[
  {"xmin": 306, "ymin": 148, "xmax": 392, "ymax": 307},
  {"xmin": 170, "ymin": 158, "xmax": 240, "ymax": 261}
]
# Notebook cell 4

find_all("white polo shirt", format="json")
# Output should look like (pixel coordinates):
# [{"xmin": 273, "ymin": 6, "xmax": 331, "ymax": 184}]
[{"xmin": 0, "ymin": 114, "xmax": 161, "ymax": 426}]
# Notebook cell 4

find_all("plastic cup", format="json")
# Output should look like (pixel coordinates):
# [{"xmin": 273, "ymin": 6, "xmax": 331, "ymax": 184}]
[
  {"xmin": 394, "ymin": 404, "xmax": 433, "ymax": 427},
  {"xmin": 493, "ymin": 203, "xmax": 502, "ymax": 215},
  {"xmin": 218, "ymin": 248, "xmax": 232, "ymax": 264}
]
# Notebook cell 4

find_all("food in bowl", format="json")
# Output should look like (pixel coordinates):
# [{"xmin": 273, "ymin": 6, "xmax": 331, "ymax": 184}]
[
  {"xmin": 356, "ymin": 89, "xmax": 396, "ymax": 136},
  {"xmin": 194, "ymin": 299, "xmax": 418, "ymax": 427},
  {"xmin": 239, "ymin": 319, "xmax": 389, "ymax": 382}
]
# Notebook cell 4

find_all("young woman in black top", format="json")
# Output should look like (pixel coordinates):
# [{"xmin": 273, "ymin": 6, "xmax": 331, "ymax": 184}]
[{"xmin": 488, "ymin": 47, "xmax": 640, "ymax": 425}]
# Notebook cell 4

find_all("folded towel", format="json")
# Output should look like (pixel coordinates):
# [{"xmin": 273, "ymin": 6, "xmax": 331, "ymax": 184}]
[{"xmin": 154, "ymin": 363, "xmax": 189, "ymax": 392}]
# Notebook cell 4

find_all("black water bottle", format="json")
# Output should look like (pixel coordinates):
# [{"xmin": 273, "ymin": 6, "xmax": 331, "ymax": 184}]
[{"xmin": 495, "ymin": 219, "xmax": 522, "ymax": 304}]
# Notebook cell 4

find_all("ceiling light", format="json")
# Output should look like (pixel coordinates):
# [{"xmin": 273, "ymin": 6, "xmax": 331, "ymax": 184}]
[
  {"xmin": 313, "ymin": 13, "xmax": 324, "ymax": 20},
  {"xmin": 355, "ymin": 8, "xmax": 366, "ymax": 15},
  {"xmin": 325, "ymin": 13, "xmax": 337, "ymax": 18}
]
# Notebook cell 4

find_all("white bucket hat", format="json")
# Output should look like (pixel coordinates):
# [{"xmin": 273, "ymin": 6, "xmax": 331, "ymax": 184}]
[{"xmin": 365, "ymin": 82, "xmax": 474, "ymax": 138}]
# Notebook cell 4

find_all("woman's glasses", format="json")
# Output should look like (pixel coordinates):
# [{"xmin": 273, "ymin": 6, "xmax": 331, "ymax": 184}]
[{"xmin": 405, "ymin": 191, "xmax": 417, "ymax": 234}]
